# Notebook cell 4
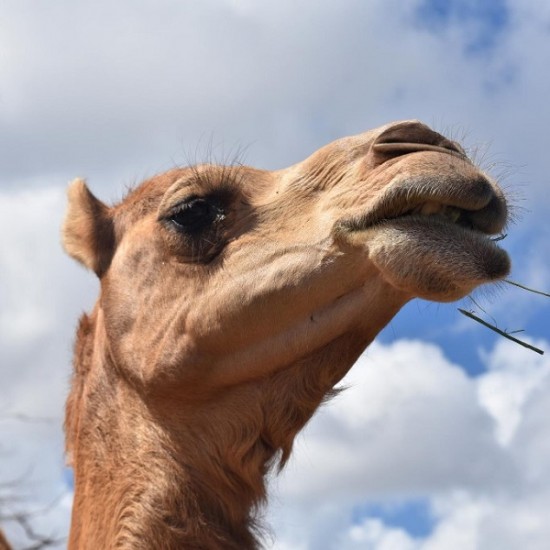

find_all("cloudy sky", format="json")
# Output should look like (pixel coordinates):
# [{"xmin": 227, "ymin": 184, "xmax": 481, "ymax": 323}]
[{"xmin": 1, "ymin": 0, "xmax": 549, "ymax": 548}]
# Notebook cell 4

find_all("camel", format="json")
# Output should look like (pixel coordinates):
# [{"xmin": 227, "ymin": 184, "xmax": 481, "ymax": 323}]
[{"xmin": 62, "ymin": 120, "xmax": 510, "ymax": 549}]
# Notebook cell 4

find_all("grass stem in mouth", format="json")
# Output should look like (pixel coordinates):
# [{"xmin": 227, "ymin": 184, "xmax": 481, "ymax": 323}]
[
  {"xmin": 504, "ymin": 279, "xmax": 550, "ymax": 298},
  {"xmin": 458, "ymin": 308, "xmax": 544, "ymax": 355}
]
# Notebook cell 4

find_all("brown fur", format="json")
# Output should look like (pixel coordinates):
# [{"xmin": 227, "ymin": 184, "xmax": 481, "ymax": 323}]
[
  {"xmin": 62, "ymin": 121, "xmax": 510, "ymax": 548},
  {"xmin": 0, "ymin": 530, "xmax": 11, "ymax": 550}
]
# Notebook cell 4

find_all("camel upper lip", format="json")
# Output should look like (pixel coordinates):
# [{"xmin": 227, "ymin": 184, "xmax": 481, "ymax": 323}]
[{"xmin": 339, "ymin": 174, "xmax": 508, "ymax": 237}]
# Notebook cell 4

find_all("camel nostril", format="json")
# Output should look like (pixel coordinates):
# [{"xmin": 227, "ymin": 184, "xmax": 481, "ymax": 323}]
[
  {"xmin": 372, "ymin": 120, "xmax": 465, "ymax": 160},
  {"xmin": 375, "ymin": 120, "xmax": 447, "ymax": 147},
  {"xmin": 449, "ymin": 140, "xmax": 466, "ymax": 156}
]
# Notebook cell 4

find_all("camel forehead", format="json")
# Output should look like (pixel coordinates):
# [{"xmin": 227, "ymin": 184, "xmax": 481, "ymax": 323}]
[{"xmin": 115, "ymin": 168, "xmax": 193, "ymax": 215}]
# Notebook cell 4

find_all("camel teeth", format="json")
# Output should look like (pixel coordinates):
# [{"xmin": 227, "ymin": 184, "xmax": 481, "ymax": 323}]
[
  {"xmin": 409, "ymin": 203, "xmax": 462, "ymax": 223},
  {"xmin": 445, "ymin": 207, "xmax": 461, "ymax": 223},
  {"xmin": 418, "ymin": 201, "xmax": 443, "ymax": 215}
]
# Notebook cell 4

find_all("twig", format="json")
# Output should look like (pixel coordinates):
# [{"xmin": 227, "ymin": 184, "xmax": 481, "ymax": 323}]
[
  {"xmin": 14, "ymin": 514, "xmax": 65, "ymax": 549},
  {"xmin": 1, "ymin": 493, "xmax": 69, "ymax": 549},
  {"xmin": 458, "ymin": 308, "xmax": 544, "ymax": 355},
  {"xmin": 468, "ymin": 295, "xmax": 498, "ymax": 326},
  {"xmin": 505, "ymin": 279, "xmax": 550, "ymax": 298}
]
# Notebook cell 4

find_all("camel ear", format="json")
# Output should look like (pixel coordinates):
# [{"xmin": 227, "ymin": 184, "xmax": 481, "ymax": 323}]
[{"xmin": 62, "ymin": 178, "xmax": 115, "ymax": 277}]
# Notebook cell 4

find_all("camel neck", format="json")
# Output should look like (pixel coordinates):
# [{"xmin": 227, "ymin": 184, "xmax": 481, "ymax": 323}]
[
  {"xmin": 67, "ymin": 314, "xmax": 267, "ymax": 549},
  {"xmin": 69, "ymin": 387, "xmax": 266, "ymax": 549}
]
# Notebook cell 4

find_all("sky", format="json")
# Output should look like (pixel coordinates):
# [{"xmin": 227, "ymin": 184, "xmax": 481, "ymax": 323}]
[{"xmin": 0, "ymin": 0, "xmax": 549, "ymax": 548}]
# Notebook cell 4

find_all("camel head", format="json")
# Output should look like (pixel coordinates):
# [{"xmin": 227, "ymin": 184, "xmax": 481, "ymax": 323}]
[{"xmin": 62, "ymin": 120, "xmax": 509, "ymax": 548}]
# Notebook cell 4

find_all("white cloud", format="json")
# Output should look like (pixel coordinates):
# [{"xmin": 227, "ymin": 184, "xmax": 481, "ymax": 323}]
[
  {"xmin": 478, "ymin": 338, "xmax": 549, "ymax": 444},
  {"xmin": 343, "ymin": 518, "xmax": 419, "ymax": 550},
  {"xmin": 268, "ymin": 338, "xmax": 550, "ymax": 550},
  {"xmin": 0, "ymin": 187, "xmax": 63, "ymax": 344},
  {"xmin": 277, "ymin": 341, "xmax": 514, "ymax": 506}
]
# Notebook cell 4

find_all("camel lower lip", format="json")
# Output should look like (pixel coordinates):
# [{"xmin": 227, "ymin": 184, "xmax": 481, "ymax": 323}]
[{"xmin": 375, "ymin": 214, "xmax": 511, "ymax": 280}]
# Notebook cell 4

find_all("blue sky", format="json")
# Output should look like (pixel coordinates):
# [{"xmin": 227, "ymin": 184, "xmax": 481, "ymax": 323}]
[
  {"xmin": 352, "ymin": 498, "xmax": 434, "ymax": 538},
  {"xmin": 1, "ymin": 1, "xmax": 549, "ymax": 548},
  {"xmin": 415, "ymin": 0, "xmax": 509, "ymax": 52}
]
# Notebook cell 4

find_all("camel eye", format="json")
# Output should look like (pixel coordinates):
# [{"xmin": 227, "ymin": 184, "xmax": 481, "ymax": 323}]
[{"xmin": 168, "ymin": 198, "xmax": 223, "ymax": 234}]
